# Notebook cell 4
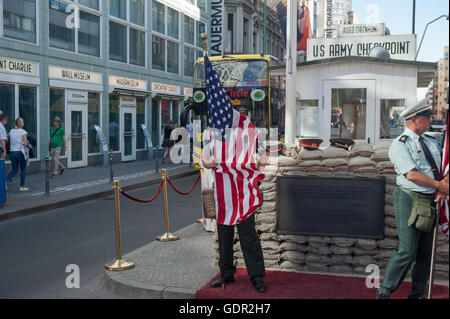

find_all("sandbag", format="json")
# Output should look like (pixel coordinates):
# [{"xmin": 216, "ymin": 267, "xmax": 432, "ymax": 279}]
[
  {"xmin": 376, "ymin": 238, "xmax": 398, "ymax": 249},
  {"xmin": 323, "ymin": 158, "xmax": 348, "ymax": 168},
  {"xmin": 330, "ymin": 244, "xmax": 354, "ymax": 255},
  {"xmin": 261, "ymin": 240, "xmax": 281, "ymax": 252},
  {"xmin": 297, "ymin": 149, "xmax": 323, "ymax": 160},
  {"xmin": 322, "ymin": 147, "xmax": 349, "ymax": 159},
  {"xmin": 371, "ymin": 148, "xmax": 390, "ymax": 162},
  {"xmin": 349, "ymin": 142, "xmax": 373, "ymax": 157},
  {"xmin": 348, "ymin": 156, "xmax": 376, "ymax": 170},
  {"xmin": 353, "ymin": 255, "xmax": 375, "ymax": 266},
  {"xmin": 330, "ymin": 237, "xmax": 355, "ymax": 248},
  {"xmin": 356, "ymin": 239, "xmax": 377, "ymax": 250},
  {"xmin": 259, "ymin": 232, "xmax": 280, "ymax": 241},
  {"xmin": 280, "ymin": 251, "xmax": 305, "ymax": 264},
  {"xmin": 280, "ymin": 235, "xmax": 308, "ymax": 244}
]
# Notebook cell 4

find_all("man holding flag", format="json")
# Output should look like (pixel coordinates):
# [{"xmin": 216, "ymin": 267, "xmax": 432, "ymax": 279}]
[{"xmin": 201, "ymin": 43, "xmax": 269, "ymax": 293}]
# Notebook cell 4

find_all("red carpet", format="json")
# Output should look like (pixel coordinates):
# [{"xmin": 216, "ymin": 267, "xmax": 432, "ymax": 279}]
[{"xmin": 196, "ymin": 268, "xmax": 449, "ymax": 299}]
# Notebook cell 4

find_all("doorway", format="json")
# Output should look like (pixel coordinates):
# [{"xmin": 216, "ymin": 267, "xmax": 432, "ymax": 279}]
[
  {"xmin": 323, "ymin": 80, "xmax": 376, "ymax": 145},
  {"xmin": 120, "ymin": 106, "xmax": 136, "ymax": 162},
  {"xmin": 66, "ymin": 104, "xmax": 88, "ymax": 168}
]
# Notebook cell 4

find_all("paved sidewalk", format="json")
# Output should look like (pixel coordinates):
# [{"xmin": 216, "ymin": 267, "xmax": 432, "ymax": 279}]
[
  {"xmin": 0, "ymin": 158, "xmax": 196, "ymax": 221},
  {"xmin": 104, "ymin": 222, "xmax": 217, "ymax": 299}
]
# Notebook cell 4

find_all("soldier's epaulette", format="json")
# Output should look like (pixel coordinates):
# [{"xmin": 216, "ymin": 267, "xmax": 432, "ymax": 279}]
[{"xmin": 399, "ymin": 135, "xmax": 409, "ymax": 143}]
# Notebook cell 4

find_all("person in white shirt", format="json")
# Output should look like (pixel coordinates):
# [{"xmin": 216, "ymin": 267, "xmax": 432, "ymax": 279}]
[
  {"xmin": 6, "ymin": 117, "xmax": 29, "ymax": 191},
  {"xmin": 0, "ymin": 114, "xmax": 7, "ymax": 159}
]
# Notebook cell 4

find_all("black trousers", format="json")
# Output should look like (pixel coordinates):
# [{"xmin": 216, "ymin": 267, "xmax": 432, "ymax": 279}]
[{"xmin": 217, "ymin": 213, "xmax": 265, "ymax": 281}]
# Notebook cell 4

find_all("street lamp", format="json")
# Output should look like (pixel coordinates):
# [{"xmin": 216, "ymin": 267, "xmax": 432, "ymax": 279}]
[{"xmin": 415, "ymin": 14, "xmax": 449, "ymax": 60}]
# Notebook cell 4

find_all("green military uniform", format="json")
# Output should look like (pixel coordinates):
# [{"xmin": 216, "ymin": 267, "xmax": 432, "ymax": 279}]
[{"xmin": 378, "ymin": 101, "xmax": 442, "ymax": 299}]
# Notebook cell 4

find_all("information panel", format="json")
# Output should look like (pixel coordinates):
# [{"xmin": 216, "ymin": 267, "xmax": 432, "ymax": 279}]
[{"xmin": 277, "ymin": 176, "xmax": 385, "ymax": 239}]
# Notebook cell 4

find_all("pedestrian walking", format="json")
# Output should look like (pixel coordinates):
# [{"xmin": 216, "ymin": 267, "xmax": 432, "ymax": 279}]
[
  {"xmin": 49, "ymin": 116, "xmax": 66, "ymax": 177},
  {"xmin": 162, "ymin": 120, "xmax": 174, "ymax": 164},
  {"xmin": 377, "ymin": 99, "xmax": 449, "ymax": 299},
  {"xmin": 6, "ymin": 118, "xmax": 29, "ymax": 191},
  {"xmin": 0, "ymin": 113, "xmax": 7, "ymax": 159}
]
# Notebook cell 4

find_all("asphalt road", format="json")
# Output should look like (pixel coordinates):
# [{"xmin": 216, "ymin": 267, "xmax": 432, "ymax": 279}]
[{"xmin": 0, "ymin": 175, "xmax": 202, "ymax": 298}]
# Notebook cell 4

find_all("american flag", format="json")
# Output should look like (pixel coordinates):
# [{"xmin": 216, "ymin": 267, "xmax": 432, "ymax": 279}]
[
  {"xmin": 440, "ymin": 112, "xmax": 449, "ymax": 236},
  {"xmin": 204, "ymin": 53, "xmax": 265, "ymax": 226}
]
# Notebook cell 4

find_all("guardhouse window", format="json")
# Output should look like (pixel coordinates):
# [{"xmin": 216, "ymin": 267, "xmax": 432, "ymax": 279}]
[{"xmin": 380, "ymin": 99, "xmax": 406, "ymax": 140}]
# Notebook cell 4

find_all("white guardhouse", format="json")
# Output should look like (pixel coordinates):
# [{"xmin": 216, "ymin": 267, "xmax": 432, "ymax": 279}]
[{"xmin": 272, "ymin": 27, "xmax": 437, "ymax": 146}]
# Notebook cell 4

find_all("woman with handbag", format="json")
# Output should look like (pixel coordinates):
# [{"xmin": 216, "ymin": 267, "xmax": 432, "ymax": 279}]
[
  {"xmin": 6, "ymin": 117, "xmax": 29, "ymax": 191},
  {"xmin": 162, "ymin": 120, "xmax": 174, "ymax": 164}
]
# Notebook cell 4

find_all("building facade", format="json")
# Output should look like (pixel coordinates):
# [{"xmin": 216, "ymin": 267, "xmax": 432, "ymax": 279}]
[
  {"xmin": 224, "ymin": 0, "xmax": 284, "ymax": 61},
  {"xmin": 0, "ymin": 0, "xmax": 209, "ymax": 173},
  {"xmin": 436, "ymin": 46, "xmax": 449, "ymax": 119}
]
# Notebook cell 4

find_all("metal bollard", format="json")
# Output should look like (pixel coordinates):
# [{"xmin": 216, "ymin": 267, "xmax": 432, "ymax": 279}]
[
  {"xmin": 155, "ymin": 148, "xmax": 160, "ymax": 173},
  {"xmin": 105, "ymin": 180, "xmax": 134, "ymax": 271},
  {"xmin": 45, "ymin": 155, "xmax": 51, "ymax": 195},
  {"xmin": 109, "ymin": 149, "xmax": 114, "ymax": 184},
  {"xmin": 156, "ymin": 169, "xmax": 180, "ymax": 242}
]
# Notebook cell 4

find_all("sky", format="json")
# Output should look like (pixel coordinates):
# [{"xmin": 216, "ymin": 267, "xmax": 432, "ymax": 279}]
[{"xmin": 352, "ymin": 0, "xmax": 449, "ymax": 62}]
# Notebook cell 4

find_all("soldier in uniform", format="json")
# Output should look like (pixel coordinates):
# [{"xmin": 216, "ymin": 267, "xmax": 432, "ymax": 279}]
[{"xmin": 377, "ymin": 99, "xmax": 449, "ymax": 299}]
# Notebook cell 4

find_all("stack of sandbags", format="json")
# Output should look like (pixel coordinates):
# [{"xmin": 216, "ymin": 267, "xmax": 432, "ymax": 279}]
[
  {"xmin": 279, "ymin": 235, "xmax": 308, "ymax": 271},
  {"xmin": 276, "ymin": 155, "xmax": 302, "ymax": 174},
  {"xmin": 371, "ymin": 144, "xmax": 396, "ymax": 175},
  {"xmin": 322, "ymin": 147, "xmax": 349, "ymax": 175},
  {"xmin": 347, "ymin": 142, "xmax": 377, "ymax": 177},
  {"xmin": 281, "ymin": 143, "xmax": 299, "ymax": 157},
  {"xmin": 296, "ymin": 148, "xmax": 333, "ymax": 177},
  {"xmin": 353, "ymin": 239, "xmax": 378, "ymax": 273},
  {"xmin": 435, "ymin": 232, "xmax": 449, "ymax": 280}
]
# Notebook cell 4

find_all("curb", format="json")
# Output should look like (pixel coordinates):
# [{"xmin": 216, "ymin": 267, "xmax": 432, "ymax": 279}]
[
  {"xmin": 0, "ymin": 169, "xmax": 197, "ymax": 222},
  {"xmin": 103, "ymin": 272, "xmax": 197, "ymax": 299}
]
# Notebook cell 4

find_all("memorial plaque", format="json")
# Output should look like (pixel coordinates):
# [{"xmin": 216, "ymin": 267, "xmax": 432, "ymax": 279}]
[{"xmin": 277, "ymin": 176, "xmax": 385, "ymax": 239}]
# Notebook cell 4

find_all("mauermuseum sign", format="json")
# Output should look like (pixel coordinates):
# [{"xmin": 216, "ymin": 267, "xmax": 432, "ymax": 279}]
[{"xmin": 307, "ymin": 34, "xmax": 416, "ymax": 61}]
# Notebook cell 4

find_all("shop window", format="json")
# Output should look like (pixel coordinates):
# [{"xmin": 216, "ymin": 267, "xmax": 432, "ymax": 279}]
[
  {"xmin": 130, "ymin": 28, "xmax": 145, "ymax": 66},
  {"xmin": 0, "ymin": 84, "xmax": 15, "ymax": 132},
  {"xmin": 18, "ymin": 86, "xmax": 37, "ymax": 157},
  {"xmin": 380, "ymin": 99, "xmax": 406, "ymax": 140},
  {"xmin": 152, "ymin": 1, "xmax": 165, "ymax": 34},
  {"xmin": 136, "ymin": 97, "xmax": 145, "ymax": 149},
  {"xmin": 2, "ymin": 0, "xmax": 37, "ymax": 43},
  {"xmin": 184, "ymin": 16, "xmax": 195, "ymax": 45},
  {"xmin": 167, "ymin": 41, "xmax": 179, "ymax": 74},
  {"xmin": 172, "ymin": 101, "xmax": 180, "ymax": 126},
  {"xmin": 109, "ymin": 21, "xmax": 127, "ymax": 62},
  {"xmin": 49, "ymin": 89, "xmax": 65, "ymax": 156},
  {"xmin": 49, "ymin": 2, "xmax": 75, "ymax": 52},
  {"xmin": 79, "ymin": 11, "xmax": 100, "ymax": 57},
  {"xmin": 184, "ymin": 46, "xmax": 195, "ymax": 77},
  {"xmin": 331, "ymin": 88, "xmax": 367, "ymax": 140},
  {"xmin": 88, "ymin": 93, "xmax": 100, "ymax": 154},
  {"xmin": 161, "ymin": 99, "xmax": 171, "ymax": 136},
  {"xmin": 167, "ymin": 7, "xmax": 179, "ymax": 39},
  {"xmin": 109, "ymin": 0, "xmax": 126, "ymax": 20},
  {"xmin": 130, "ymin": 0, "xmax": 145, "ymax": 27},
  {"xmin": 296, "ymin": 100, "xmax": 318, "ymax": 137},
  {"xmin": 151, "ymin": 99, "xmax": 159, "ymax": 147},
  {"xmin": 109, "ymin": 95, "xmax": 120, "ymax": 151}
]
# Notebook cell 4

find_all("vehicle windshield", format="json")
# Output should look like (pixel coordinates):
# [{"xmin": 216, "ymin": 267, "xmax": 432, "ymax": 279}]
[{"xmin": 194, "ymin": 59, "xmax": 268, "ymax": 88}]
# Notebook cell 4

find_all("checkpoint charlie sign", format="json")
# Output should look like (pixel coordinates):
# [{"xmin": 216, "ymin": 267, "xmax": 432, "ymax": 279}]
[
  {"xmin": 307, "ymin": 34, "xmax": 416, "ymax": 61},
  {"xmin": 337, "ymin": 23, "xmax": 385, "ymax": 38}
]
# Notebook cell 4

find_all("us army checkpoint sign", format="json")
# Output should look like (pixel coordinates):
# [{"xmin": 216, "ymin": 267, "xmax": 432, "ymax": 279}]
[{"xmin": 307, "ymin": 34, "xmax": 416, "ymax": 61}]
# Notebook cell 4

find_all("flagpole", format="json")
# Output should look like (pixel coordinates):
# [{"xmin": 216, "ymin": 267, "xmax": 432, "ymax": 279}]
[
  {"xmin": 427, "ymin": 102, "xmax": 449, "ymax": 299},
  {"xmin": 200, "ymin": 33, "xmax": 226, "ymax": 296},
  {"xmin": 285, "ymin": 0, "xmax": 298, "ymax": 144}
]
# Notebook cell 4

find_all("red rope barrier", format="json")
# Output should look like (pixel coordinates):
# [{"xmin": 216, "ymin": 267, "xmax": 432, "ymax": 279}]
[
  {"xmin": 119, "ymin": 179, "xmax": 164, "ymax": 203},
  {"xmin": 167, "ymin": 173, "xmax": 201, "ymax": 196}
]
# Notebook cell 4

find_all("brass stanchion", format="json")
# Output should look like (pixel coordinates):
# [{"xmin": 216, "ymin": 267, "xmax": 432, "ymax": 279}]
[
  {"xmin": 156, "ymin": 169, "xmax": 180, "ymax": 241},
  {"xmin": 105, "ymin": 180, "xmax": 135, "ymax": 271}
]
